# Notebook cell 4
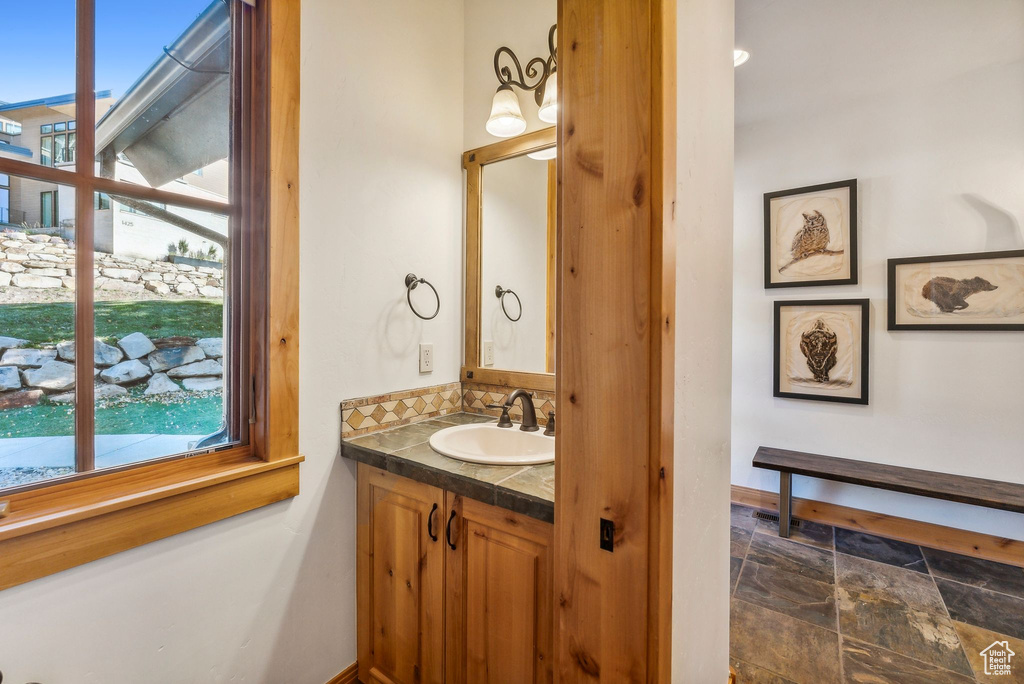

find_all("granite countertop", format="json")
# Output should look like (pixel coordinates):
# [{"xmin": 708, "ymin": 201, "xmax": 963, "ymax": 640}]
[{"xmin": 341, "ymin": 413, "xmax": 555, "ymax": 523}]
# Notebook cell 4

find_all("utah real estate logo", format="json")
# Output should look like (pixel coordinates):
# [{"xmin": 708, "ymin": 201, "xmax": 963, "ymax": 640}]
[{"xmin": 981, "ymin": 640, "xmax": 1015, "ymax": 676}]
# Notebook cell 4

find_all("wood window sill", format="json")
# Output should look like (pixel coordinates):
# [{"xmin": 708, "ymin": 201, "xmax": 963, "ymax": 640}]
[{"xmin": 0, "ymin": 448, "xmax": 303, "ymax": 591}]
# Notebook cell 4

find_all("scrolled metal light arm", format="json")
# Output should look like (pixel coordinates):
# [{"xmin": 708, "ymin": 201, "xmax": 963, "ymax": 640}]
[{"xmin": 493, "ymin": 24, "xmax": 557, "ymax": 106}]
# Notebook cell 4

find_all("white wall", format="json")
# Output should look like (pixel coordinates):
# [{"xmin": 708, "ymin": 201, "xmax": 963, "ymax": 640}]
[
  {"xmin": 327, "ymin": 3, "xmax": 466, "ymax": 399},
  {"xmin": 672, "ymin": 0, "xmax": 735, "ymax": 680},
  {"xmin": 0, "ymin": 1, "xmax": 466, "ymax": 682},
  {"xmin": 732, "ymin": 0, "xmax": 1024, "ymax": 540},
  {"xmin": 480, "ymin": 154, "xmax": 549, "ymax": 372},
  {"xmin": 464, "ymin": 0, "xmax": 556, "ymax": 151}
]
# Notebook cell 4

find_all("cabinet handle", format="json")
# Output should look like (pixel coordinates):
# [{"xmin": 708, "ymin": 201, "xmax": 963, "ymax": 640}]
[
  {"xmin": 445, "ymin": 509, "xmax": 457, "ymax": 550},
  {"xmin": 427, "ymin": 503, "xmax": 438, "ymax": 542}
]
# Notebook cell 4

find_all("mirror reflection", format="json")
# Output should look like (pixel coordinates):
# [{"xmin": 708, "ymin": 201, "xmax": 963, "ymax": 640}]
[{"xmin": 480, "ymin": 150, "xmax": 556, "ymax": 374}]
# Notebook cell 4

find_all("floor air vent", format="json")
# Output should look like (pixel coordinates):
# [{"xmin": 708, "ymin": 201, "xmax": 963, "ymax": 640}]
[{"xmin": 752, "ymin": 510, "xmax": 801, "ymax": 528}]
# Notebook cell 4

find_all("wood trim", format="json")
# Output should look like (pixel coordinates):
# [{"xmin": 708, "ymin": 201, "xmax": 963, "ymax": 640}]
[
  {"xmin": 545, "ymin": 159, "xmax": 557, "ymax": 374},
  {"xmin": 460, "ymin": 367, "xmax": 555, "ymax": 393},
  {"xmin": 462, "ymin": 127, "xmax": 557, "ymax": 168},
  {"xmin": 648, "ymin": 0, "xmax": 676, "ymax": 679},
  {"xmin": 264, "ymin": 0, "xmax": 301, "ymax": 461},
  {"xmin": 325, "ymin": 663, "xmax": 358, "ymax": 684},
  {"xmin": 0, "ymin": 448, "xmax": 301, "ymax": 542},
  {"xmin": 0, "ymin": 456, "xmax": 301, "ymax": 591},
  {"xmin": 731, "ymin": 485, "xmax": 1024, "ymax": 569},
  {"xmin": 74, "ymin": 0, "xmax": 97, "ymax": 473},
  {"xmin": 462, "ymin": 127, "xmax": 557, "ymax": 391},
  {"xmin": 555, "ymin": 1, "xmax": 675, "ymax": 680}
]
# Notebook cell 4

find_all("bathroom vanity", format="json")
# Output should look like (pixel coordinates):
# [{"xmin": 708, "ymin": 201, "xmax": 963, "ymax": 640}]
[
  {"xmin": 342, "ymin": 129, "xmax": 559, "ymax": 683},
  {"xmin": 343, "ymin": 415, "xmax": 554, "ymax": 684}
]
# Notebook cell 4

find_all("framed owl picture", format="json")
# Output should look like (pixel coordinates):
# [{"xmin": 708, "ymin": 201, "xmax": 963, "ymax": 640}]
[
  {"xmin": 774, "ymin": 299, "xmax": 870, "ymax": 404},
  {"xmin": 764, "ymin": 179, "xmax": 858, "ymax": 288}
]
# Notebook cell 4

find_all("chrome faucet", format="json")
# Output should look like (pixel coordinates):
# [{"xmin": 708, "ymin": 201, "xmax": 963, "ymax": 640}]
[{"xmin": 505, "ymin": 389, "xmax": 540, "ymax": 432}]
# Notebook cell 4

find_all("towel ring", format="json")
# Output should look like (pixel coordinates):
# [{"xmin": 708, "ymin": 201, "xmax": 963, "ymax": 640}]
[
  {"xmin": 494, "ymin": 285, "xmax": 522, "ymax": 322},
  {"xmin": 405, "ymin": 273, "xmax": 440, "ymax": 320}
]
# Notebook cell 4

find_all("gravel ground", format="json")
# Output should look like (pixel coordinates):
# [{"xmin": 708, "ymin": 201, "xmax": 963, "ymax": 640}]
[
  {"xmin": 0, "ymin": 286, "xmax": 218, "ymax": 305},
  {"xmin": 0, "ymin": 467, "xmax": 74, "ymax": 488}
]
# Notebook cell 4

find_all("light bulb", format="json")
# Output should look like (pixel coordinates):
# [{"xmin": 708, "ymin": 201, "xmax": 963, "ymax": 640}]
[
  {"xmin": 538, "ymin": 71, "xmax": 557, "ymax": 124},
  {"xmin": 486, "ymin": 85, "xmax": 527, "ymax": 137}
]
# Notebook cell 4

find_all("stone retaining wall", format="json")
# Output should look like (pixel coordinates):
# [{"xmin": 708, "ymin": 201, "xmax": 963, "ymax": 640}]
[
  {"xmin": 0, "ymin": 231, "xmax": 224, "ymax": 296},
  {"xmin": 0, "ymin": 332, "xmax": 224, "ymax": 409}
]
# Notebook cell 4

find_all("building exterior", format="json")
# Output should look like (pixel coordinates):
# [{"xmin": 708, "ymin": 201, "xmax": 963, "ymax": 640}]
[{"xmin": 0, "ymin": 0, "xmax": 230, "ymax": 264}]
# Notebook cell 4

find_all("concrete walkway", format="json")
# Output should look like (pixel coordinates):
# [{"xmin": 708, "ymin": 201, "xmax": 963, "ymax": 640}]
[{"xmin": 0, "ymin": 434, "xmax": 206, "ymax": 469}]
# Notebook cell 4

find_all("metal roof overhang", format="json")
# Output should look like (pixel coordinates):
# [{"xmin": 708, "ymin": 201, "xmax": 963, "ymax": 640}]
[{"xmin": 95, "ymin": 0, "xmax": 230, "ymax": 189}]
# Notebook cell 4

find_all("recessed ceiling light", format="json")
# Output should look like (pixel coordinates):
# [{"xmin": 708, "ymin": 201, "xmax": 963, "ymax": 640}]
[{"xmin": 733, "ymin": 49, "xmax": 750, "ymax": 67}]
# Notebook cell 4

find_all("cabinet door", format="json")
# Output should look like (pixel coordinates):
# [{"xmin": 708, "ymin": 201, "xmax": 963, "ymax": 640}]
[
  {"xmin": 444, "ymin": 494, "xmax": 554, "ymax": 684},
  {"xmin": 357, "ymin": 464, "xmax": 445, "ymax": 684}
]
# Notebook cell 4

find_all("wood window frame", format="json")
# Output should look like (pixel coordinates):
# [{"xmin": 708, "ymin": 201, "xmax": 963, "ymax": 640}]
[
  {"xmin": 0, "ymin": 0, "xmax": 300, "ymax": 592},
  {"xmin": 461, "ymin": 126, "xmax": 556, "ymax": 393}
]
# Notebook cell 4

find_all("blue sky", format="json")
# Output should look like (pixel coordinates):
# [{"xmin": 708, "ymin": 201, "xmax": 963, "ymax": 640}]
[{"xmin": 0, "ymin": 0, "xmax": 214, "ymax": 104}]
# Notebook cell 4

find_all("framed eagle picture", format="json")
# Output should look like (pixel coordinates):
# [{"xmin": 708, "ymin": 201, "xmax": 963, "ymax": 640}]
[
  {"xmin": 774, "ymin": 299, "xmax": 870, "ymax": 404},
  {"xmin": 888, "ymin": 250, "xmax": 1024, "ymax": 331},
  {"xmin": 764, "ymin": 179, "xmax": 858, "ymax": 288}
]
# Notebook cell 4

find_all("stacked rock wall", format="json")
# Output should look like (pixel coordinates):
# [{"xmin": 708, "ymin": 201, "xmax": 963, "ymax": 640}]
[
  {"xmin": 0, "ymin": 231, "xmax": 224, "ymax": 296},
  {"xmin": 0, "ymin": 333, "xmax": 224, "ymax": 409}
]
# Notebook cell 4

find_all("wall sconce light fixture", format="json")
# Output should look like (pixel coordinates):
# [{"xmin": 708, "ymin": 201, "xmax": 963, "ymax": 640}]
[{"xmin": 486, "ymin": 24, "xmax": 557, "ymax": 137}]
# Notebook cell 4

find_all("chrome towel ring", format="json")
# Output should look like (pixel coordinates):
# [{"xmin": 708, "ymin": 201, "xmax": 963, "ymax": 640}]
[
  {"xmin": 495, "ymin": 285, "xmax": 522, "ymax": 322},
  {"xmin": 405, "ymin": 273, "xmax": 440, "ymax": 320}
]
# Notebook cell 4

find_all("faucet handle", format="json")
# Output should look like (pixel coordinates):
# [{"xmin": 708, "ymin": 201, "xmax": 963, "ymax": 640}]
[
  {"xmin": 486, "ymin": 404, "xmax": 514, "ymax": 428},
  {"xmin": 544, "ymin": 411, "xmax": 555, "ymax": 436}
]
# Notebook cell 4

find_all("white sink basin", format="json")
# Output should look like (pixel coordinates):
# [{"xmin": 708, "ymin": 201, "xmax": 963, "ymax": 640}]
[{"xmin": 429, "ymin": 423, "xmax": 554, "ymax": 465}]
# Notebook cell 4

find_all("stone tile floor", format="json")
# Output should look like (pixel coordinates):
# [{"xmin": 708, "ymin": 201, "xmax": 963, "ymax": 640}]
[{"xmin": 730, "ymin": 503, "xmax": 1024, "ymax": 683}]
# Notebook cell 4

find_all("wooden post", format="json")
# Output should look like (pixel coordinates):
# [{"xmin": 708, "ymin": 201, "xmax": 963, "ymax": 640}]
[{"xmin": 555, "ymin": 0, "xmax": 676, "ymax": 680}]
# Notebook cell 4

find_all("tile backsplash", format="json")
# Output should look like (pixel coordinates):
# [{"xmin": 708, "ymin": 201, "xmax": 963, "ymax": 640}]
[
  {"xmin": 341, "ymin": 381, "xmax": 462, "ymax": 437},
  {"xmin": 462, "ymin": 381, "xmax": 555, "ymax": 426},
  {"xmin": 341, "ymin": 380, "xmax": 556, "ymax": 437}
]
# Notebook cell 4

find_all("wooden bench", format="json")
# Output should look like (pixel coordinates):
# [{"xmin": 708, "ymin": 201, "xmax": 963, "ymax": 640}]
[{"xmin": 753, "ymin": 446, "xmax": 1024, "ymax": 538}]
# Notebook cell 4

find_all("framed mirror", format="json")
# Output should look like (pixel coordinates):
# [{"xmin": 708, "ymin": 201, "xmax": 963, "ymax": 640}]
[{"xmin": 463, "ymin": 127, "xmax": 556, "ymax": 392}]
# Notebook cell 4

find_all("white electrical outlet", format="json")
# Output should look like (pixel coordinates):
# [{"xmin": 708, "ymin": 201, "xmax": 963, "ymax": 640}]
[
  {"xmin": 483, "ymin": 340, "xmax": 494, "ymax": 366},
  {"xmin": 419, "ymin": 343, "xmax": 434, "ymax": 373}
]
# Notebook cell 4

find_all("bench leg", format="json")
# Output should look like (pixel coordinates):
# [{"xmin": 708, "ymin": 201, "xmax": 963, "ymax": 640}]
[{"xmin": 779, "ymin": 472, "xmax": 792, "ymax": 538}]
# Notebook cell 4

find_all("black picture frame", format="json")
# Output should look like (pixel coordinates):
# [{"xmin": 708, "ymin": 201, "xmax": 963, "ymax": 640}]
[
  {"xmin": 887, "ymin": 249, "xmax": 1024, "ymax": 331},
  {"xmin": 764, "ymin": 179, "xmax": 858, "ymax": 289},
  {"xmin": 773, "ymin": 298, "xmax": 870, "ymax": 405}
]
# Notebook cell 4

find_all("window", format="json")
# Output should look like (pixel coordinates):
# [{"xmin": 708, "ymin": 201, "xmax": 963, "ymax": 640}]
[
  {"xmin": 39, "ymin": 121, "xmax": 76, "ymax": 166},
  {"xmin": 0, "ymin": 0, "xmax": 299, "ymax": 591},
  {"xmin": 0, "ymin": 173, "xmax": 9, "ymax": 224},
  {"xmin": 39, "ymin": 190, "xmax": 57, "ymax": 227},
  {"xmin": 40, "ymin": 135, "xmax": 52, "ymax": 166}
]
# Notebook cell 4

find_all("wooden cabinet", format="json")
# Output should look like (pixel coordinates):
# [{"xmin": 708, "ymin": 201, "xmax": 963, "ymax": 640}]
[
  {"xmin": 445, "ymin": 493, "xmax": 553, "ymax": 684},
  {"xmin": 357, "ymin": 464, "xmax": 553, "ymax": 684},
  {"xmin": 357, "ymin": 464, "xmax": 446, "ymax": 684}
]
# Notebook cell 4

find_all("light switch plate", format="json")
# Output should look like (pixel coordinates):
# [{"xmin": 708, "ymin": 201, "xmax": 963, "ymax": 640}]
[
  {"xmin": 483, "ymin": 340, "xmax": 494, "ymax": 366},
  {"xmin": 419, "ymin": 343, "xmax": 434, "ymax": 373}
]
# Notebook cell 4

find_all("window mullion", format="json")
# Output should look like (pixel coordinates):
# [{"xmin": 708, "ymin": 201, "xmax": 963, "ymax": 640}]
[{"xmin": 74, "ymin": 0, "xmax": 97, "ymax": 473}]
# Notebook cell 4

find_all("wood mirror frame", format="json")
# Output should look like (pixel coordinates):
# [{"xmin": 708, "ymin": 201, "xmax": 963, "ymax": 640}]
[{"xmin": 462, "ymin": 126, "xmax": 557, "ymax": 392}]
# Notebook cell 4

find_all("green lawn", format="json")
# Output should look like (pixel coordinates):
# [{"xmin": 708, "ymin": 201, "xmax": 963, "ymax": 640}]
[
  {"xmin": 0, "ymin": 299, "xmax": 226, "ymax": 439},
  {"xmin": 0, "ymin": 300, "xmax": 224, "ymax": 346},
  {"xmin": 0, "ymin": 388, "xmax": 224, "ymax": 438}
]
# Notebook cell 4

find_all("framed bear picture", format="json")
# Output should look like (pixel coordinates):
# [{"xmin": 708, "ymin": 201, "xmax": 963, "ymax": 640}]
[
  {"xmin": 774, "ymin": 299, "xmax": 870, "ymax": 404},
  {"xmin": 764, "ymin": 179, "xmax": 858, "ymax": 288},
  {"xmin": 888, "ymin": 250, "xmax": 1024, "ymax": 331}
]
